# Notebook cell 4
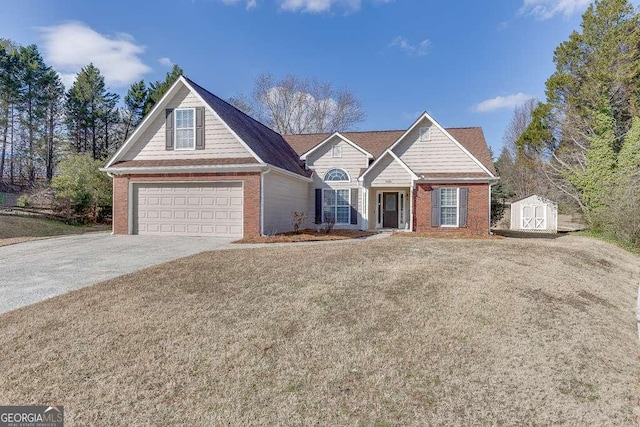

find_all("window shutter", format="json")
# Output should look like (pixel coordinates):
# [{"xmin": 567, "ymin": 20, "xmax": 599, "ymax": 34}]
[
  {"xmin": 459, "ymin": 188, "xmax": 468, "ymax": 227},
  {"xmin": 350, "ymin": 188, "xmax": 358, "ymax": 225},
  {"xmin": 315, "ymin": 189, "xmax": 322, "ymax": 224},
  {"xmin": 165, "ymin": 109, "xmax": 174, "ymax": 150},
  {"xmin": 195, "ymin": 107, "xmax": 205, "ymax": 150},
  {"xmin": 431, "ymin": 188, "xmax": 440, "ymax": 227}
]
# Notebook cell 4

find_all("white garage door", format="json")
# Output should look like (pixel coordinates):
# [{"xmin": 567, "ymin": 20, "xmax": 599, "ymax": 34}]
[{"xmin": 134, "ymin": 182, "xmax": 243, "ymax": 237}]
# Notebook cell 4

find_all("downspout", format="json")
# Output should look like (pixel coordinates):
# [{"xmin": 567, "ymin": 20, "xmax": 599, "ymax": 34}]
[
  {"xmin": 260, "ymin": 169, "xmax": 270, "ymax": 236},
  {"xmin": 488, "ymin": 183, "xmax": 492, "ymax": 235},
  {"xmin": 107, "ymin": 171, "xmax": 115, "ymax": 235}
]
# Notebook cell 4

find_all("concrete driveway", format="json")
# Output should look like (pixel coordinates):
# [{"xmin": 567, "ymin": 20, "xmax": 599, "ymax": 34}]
[{"xmin": 0, "ymin": 233, "xmax": 235, "ymax": 314}]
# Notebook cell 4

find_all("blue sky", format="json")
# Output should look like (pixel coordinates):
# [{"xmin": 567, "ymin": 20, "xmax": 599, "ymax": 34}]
[{"xmin": 2, "ymin": 0, "xmax": 601, "ymax": 155}]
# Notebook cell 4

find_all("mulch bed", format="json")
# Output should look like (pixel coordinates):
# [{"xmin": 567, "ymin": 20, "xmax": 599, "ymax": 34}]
[{"xmin": 235, "ymin": 228, "xmax": 376, "ymax": 243}]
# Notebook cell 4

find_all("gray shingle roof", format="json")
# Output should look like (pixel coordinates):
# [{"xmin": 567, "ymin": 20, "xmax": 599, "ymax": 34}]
[{"xmin": 184, "ymin": 77, "xmax": 310, "ymax": 177}]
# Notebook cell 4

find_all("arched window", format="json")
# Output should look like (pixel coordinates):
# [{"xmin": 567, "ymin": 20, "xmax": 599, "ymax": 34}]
[{"xmin": 324, "ymin": 168, "xmax": 350, "ymax": 182}]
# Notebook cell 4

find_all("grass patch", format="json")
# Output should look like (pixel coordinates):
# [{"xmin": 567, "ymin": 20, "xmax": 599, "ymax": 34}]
[
  {"xmin": 394, "ymin": 230, "xmax": 504, "ymax": 239},
  {"xmin": 0, "ymin": 213, "xmax": 103, "ymax": 246},
  {"xmin": 572, "ymin": 228, "xmax": 640, "ymax": 256},
  {"xmin": 235, "ymin": 228, "xmax": 376, "ymax": 243},
  {"xmin": 0, "ymin": 235, "xmax": 639, "ymax": 424}
]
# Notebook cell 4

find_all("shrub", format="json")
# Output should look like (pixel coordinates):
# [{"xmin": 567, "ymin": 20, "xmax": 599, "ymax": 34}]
[
  {"xmin": 16, "ymin": 195, "xmax": 30, "ymax": 207},
  {"xmin": 291, "ymin": 211, "xmax": 308, "ymax": 233},
  {"xmin": 325, "ymin": 216, "xmax": 336, "ymax": 234},
  {"xmin": 51, "ymin": 154, "xmax": 112, "ymax": 223}
]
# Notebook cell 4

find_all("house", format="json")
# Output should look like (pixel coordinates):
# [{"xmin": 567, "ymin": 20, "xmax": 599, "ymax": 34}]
[
  {"xmin": 509, "ymin": 195, "xmax": 558, "ymax": 233},
  {"xmin": 103, "ymin": 76, "xmax": 498, "ymax": 238}
]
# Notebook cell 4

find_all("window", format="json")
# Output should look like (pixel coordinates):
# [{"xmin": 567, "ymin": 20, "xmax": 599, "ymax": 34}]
[
  {"xmin": 324, "ymin": 168, "xmax": 350, "ymax": 182},
  {"xmin": 323, "ymin": 189, "xmax": 350, "ymax": 224},
  {"xmin": 419, "ymin": 126, "xmax": 431, "ymax": 142},
  {"xmin": 332, "ymin": 143, "xmax": 342, "ymax": 157},
  {"xmin": 440, "ymin": 188, "xmax": 458, "ymax": 226},
  {"xmin": 175, "ymin": 108, "xmax": 195, "ymax": 150}
]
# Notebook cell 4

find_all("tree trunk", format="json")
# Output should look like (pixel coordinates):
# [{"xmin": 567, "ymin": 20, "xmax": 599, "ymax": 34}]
[
  {"xmin": 0, "ymin": 106, "xmax": 8, "ymax": 181},
  {"xmin": 9, "ymin": 105, "xmax": 14, "ymax": 185},
  {"xmin": 46, "ymin": 103, "xmax": 54, "ymax": 182}
]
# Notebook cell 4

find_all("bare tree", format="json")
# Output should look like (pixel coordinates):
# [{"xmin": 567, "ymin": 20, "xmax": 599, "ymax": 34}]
[
  {"xmin": 229, "ymin": 73, "xmax": 365, "ymax": 134},
  {"xmin": 496, "ymin": 98, "xmax": 549, "ymax": 199}
]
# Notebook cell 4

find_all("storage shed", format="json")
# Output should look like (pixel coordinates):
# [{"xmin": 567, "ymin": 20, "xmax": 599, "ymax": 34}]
[{"xmin": 510, "ymin": 195, "xmax": 558, "ymax": 233}]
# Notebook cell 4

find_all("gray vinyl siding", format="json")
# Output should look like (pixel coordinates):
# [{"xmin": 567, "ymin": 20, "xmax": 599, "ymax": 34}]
[
  {"xmin": 364, "ymin": 153, "xmax": 413, "ymax": 187},
  {"xmin": 262, "ymin": 171, "xmax": 310, "ymax": 234},
  {"xmin": 393, "ymin": 120, "xmax": 486, "ymax": 174},
  {"xmin": 122, "ymin": 86, "xmax": 251, "ymax": 161},
  {"xmin": 305, "ymin": 136, "xmax": 368, "ymax": 229}
]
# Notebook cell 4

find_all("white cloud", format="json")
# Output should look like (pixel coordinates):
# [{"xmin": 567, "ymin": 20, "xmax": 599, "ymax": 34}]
[
  {"xmin": 158, "ymin": 57, "xmax": 173, "ymax": 67},
  {"xmin": 473, "ymin": 93, "xmax": 533, "ymax": 113},
  {"xmin": 279, "ymin": 0, "xmax": 361, "ymax": 13},
  {"xmin": 39, "ymin": 21, "xmax": 151, "ymax": 88},
  {"xmin": 520, "ymin": 0, "xmax": 591, "ymax": 19},
  {"xmin": 220, "ymin": 0, "xmax": 258, "ymax": 9},
  {"xmin": 389, "ymin": 36, "xmax": 430, "ymax": 56}
]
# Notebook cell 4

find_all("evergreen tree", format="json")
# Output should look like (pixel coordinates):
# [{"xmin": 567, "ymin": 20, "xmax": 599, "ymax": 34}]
[
  {"xmin": 0, "ymin": 39, "xmax": 20, "ymax": 182},
  {"xmin": 121, "ymin": 80, "xmax": 147, "ymax": 144},
  {"xmin": 144, "ymin": 64, "xmax": 182, "ymax": 115},
  {"xmin": 16, "ymin": 44, "xmax": 52, "ymax": 185},
  {"xmin": 65, "ymin": 64, "xmax": 120, "ymax": 160}
]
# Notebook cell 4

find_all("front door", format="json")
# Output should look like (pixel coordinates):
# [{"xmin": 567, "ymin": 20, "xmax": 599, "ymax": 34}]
[{"xmin": 382, "ymin": 192, "xmax": 398, "ymax": 228}]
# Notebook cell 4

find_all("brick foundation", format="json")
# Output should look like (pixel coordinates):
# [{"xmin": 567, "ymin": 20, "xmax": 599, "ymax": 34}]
[
  {"xmin": 111, "ymin": 172, "xmax": 261, "ymax": 237},
  {"xmin": 413, "ymin": 183, "xmax": 490, "ymax": 234}
]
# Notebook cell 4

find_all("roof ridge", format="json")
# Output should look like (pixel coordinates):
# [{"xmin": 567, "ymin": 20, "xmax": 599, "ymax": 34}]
[
  {"xmin": 183, "ymin": 76, "xmax": 282, "ymax": 139},
  {"xmin": 284, "ymin": 127, "xmax": 482, "ymax": 137}
]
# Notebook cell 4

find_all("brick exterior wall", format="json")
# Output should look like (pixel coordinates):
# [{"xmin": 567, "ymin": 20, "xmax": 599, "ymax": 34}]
[
  {"xmin": 413, "ymin": 182, "xmax": 490, "ymax": 234},
  {"xmin": 111, "ymin": 172, "xmax": 261, "ymax": 237}
]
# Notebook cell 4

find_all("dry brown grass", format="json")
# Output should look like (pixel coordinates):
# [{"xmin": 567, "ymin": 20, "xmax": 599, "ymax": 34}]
[
  {"xmin": 0, "ymin": 213, "xmax": 101, "ymax": 247},
  {"xmin": 236, "ymin": 228, "xmax": 376, "ymax": 243},
  {"xmin": 0, "ymin": 235, "xmax": 639, "ymax": 425},
  {"xmin": 394, "ymin": 230, "xmax": 504, "ymax": 240}
]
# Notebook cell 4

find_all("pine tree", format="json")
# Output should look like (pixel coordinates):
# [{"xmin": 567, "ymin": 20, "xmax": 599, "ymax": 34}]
[
  {"xmin": 65, "ymin": 64, "xmax": 120, "ymax": 160},
  {"xmin": 144, "ymin": 64, "xmax": 182, "ymax": 115},
  {"xmin": 0, "ymin": 39, "xmax": 20, "ymax": 182},
  {"xmin": 121, "ymin": 80, "xmax": 147, "ymax": 144}
]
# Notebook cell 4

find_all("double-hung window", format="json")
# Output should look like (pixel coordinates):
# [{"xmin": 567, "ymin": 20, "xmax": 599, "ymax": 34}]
[
  {"xmin": 323, "ymin": 189, "xmax": 350, "ymax": 224},
  {"xmin": 440, "ymin": 188, "xmax": 458, "ymax": 226},
  {"xmin": 175, "ymin": 108, "xmax": 195, "ymax": 150}
]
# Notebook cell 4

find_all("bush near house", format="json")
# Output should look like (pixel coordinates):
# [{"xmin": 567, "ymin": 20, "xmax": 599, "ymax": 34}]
[{"xmin": 50, "ymin": 154, "xmax": 112, "ymax": 224}]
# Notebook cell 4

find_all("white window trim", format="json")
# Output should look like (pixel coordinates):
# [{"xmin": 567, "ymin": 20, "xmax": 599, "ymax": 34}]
[
  {"xmin": 440, "ymin": 187, "xmax": 459, "ymax": 228},
  {"xmin": 322, "ymin": 188, "xmax": 351, "ymax": 225},
  {"xmin": 419, "ymin": 126, "xmax": 431, "ymax": 142},
  {"xmin": 174, "ymin": 107, "xmax": 196, "ymax": 151},
  {"xmin": 323, "ymin": 168, "xmax": 350, "ymax": 182},
  {"xmin": 332, "ymin": 143, "xmax": 342, "ymax": 158}
]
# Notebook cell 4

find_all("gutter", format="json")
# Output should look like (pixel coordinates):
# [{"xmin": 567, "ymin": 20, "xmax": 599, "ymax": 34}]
[
  {"xmin": 100, "ymin": 164, "xmax": 267, "ymax": 175},
  {"xmin": 415, "ymin": 177, "xmax": 500, "ymax": 184}
]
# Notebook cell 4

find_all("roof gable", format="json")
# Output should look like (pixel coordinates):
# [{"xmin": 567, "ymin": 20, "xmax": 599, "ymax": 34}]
[
  {"xmin": 387, "ymin": 113, "xmax": 495, "ymax": 177},
  {"xmin": 184, "ymin": 77, "xmax": 309, "ymax": 177},
  {"xmin": 106, "ymin": 76, "xmax": 309, "ymax": 177},
  {"xmin": 300, "ymin": 132, "xmax": 373, "ymax": 160}
]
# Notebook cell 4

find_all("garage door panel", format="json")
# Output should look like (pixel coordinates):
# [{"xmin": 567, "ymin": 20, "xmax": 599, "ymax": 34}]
[{"xmin": 135, "ymin": 182, "xmax": 243, "ymax": 237}]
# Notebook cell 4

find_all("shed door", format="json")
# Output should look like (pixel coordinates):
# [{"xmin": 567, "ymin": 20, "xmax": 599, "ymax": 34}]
[
  {"xmin": 522, "ymin": 205, "xmax": 546, "ymax": 230},
  {"xmin": 134, "ymin": 182, "xmax": 243, "ymax": 237}
]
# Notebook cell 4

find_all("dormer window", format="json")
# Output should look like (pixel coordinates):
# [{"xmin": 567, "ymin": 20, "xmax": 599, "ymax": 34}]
[
  {"xmin": 175, "ymin": 108, "xmax": 196, "ymax": 150},
  {"xmin": 332, "ymin": 143, "xmax": 342, "ymax": 158},
  {"xmin": 419, "ymin": 126, "xmax": 431, "ymax": 142}
]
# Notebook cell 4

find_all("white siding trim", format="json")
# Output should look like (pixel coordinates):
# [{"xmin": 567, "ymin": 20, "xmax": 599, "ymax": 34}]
[
  {"xmin": 102, "ymin": 164, "xmax": 265, "ymax": 175},
  {"xmin": 300, "ymin": 132, "xmax": 374, "ymax": 160}
]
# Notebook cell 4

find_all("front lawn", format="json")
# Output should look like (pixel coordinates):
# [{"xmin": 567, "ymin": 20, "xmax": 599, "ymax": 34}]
[
  {"xmin": 0, "ymin": 213, "xmax": 103, "ymax": 246},
  {"xmin": 0, "ymin": 235, "xmax": 638, "ymax": 425}
]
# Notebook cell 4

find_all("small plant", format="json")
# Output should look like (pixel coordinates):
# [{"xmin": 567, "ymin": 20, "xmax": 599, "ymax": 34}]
[
  {"xmin": 325, "ymin": 216, "xmax": 336, "ymax": 234},
  {"xmin": 16, "ymin": 195, "xmax": 30, "ymax": 207},
  {"xmin": 291, "ymin": 211, "xmax": 308, "ymax": 234}
]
